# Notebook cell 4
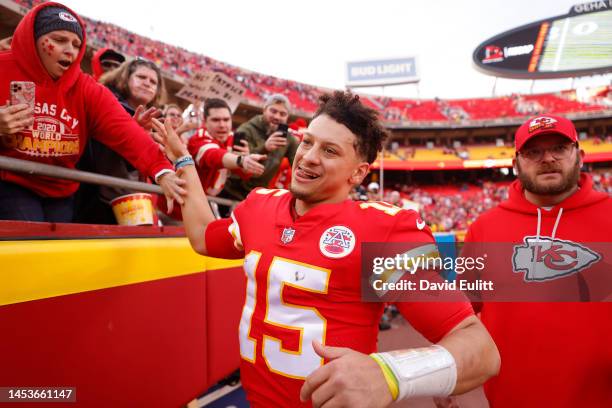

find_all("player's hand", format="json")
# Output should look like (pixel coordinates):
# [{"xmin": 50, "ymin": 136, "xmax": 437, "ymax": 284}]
[
  {"xmin": 300, "ymin": 341, "xmax": 393, "ymax": 408},
  {"xmin": 151, "ymin": 118, "xmax": 189, "ymax": 163},
  {"xmin": 0, "ymin": 36, "xmax": 12, "ymax": 51},
  {"xmin": 434, "ymin": 396, "xmax": 460, "ymax": 408},
  {"xmin": 264, "ymin": 131, "xmax": 287, "ymax": 152},
  {"xmin": 232, "ymin": 139, "xmax": 250, "ymax": 155},
  {"xmin": 242, "ymin": 154, "xmax": 267, "ymax": 176},
  {"xmin": 134, "ymin": 105, "xmax": 161, "ymax": 131},
  {"xmin": 157, "ymin": 171, "xmax": 187, "ymax": 214},
  {"xmin": 0, "ymin": 102, "xmax": 33, "ymax": 135}
]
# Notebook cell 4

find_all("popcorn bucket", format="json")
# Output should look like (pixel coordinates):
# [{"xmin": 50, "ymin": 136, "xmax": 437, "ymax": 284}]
[{"xmin": 110, "ymin": 193, "xmax": 158, "ymax": 226}]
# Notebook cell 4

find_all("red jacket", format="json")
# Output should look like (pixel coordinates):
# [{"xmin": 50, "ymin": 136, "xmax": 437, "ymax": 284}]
[
  {"xmin": 91, "ymin": 47, "xmax": 111, "ymax": 80},
  {"xmin": 0, "ymin": 2, "xmax": 172, "ymax": 198},
  {"xmin": 466, "ymin": 173, "xmax": 612, "ymax": 407}
]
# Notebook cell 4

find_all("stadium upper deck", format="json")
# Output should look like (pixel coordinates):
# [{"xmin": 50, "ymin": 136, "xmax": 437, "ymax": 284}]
[{"xmin": 4, "ymin": 0, "xmax": 611, "ymax": 128}]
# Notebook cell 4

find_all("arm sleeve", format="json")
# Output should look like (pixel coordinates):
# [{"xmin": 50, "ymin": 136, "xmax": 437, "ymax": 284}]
[
  {"xmin": 205, "ymin": 218, "xmax": 245, "ymax": 259},
  {"xmin": 394, "ymin": 301, "xmax": 474, "ymax": 344},
  {"xmin": 388, "ymin": 209, "xmax": 475, "ymax": 343},
  {"xmin": 86, "ymin": 82, "xmax": 173, "ymax": 179},
  {"xmin": 188, "ymin": 138, "xmax": 227, "ymax": 170}
]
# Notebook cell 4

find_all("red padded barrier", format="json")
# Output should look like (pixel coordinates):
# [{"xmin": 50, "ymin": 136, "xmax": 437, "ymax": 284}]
[
  {"xmin": 0, "ymin": 274, "xmax": 208, "ymax": 407},
  {"xmin": 204, "ymin": 266, "xmax": 245, "ymax": 386}
]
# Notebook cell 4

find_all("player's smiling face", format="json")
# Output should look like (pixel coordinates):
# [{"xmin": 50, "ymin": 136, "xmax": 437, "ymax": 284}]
[{"xmin": 291, "ymin": 114, "xmax": 369, "ymax": 212}]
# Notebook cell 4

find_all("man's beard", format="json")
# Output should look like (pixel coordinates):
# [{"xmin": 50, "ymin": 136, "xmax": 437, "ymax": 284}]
[{"xmin": 517, "ymin": 155, "xmax": 581, "ymax": 196}]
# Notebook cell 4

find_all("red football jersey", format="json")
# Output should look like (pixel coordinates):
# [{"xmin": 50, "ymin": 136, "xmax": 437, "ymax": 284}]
[
  {"xmin": 206, "ymin": 188, "xmax": 474, "ymax": 407},
  {"xmin": 187, "ymin": 130, "xmax": 233, "ymax": 196}
]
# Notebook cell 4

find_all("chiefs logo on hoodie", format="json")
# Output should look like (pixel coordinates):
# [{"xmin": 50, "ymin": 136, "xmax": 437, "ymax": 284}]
[{"xmin": 512, "ymin": 236, "xmax": 601, "ymax": 281}]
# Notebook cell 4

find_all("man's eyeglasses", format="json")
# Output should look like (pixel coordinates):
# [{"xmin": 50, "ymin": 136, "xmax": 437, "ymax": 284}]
[{"xmin": 518, "ymin": 143, "xmax": 576, "ymax": 162}]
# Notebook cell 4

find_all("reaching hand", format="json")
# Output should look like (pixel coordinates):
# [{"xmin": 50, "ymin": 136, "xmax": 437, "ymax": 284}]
[
  {"xmin": 134, "ymin": 105, "xmax": 161, "ymax": 131},
  {"xmin": 300, "ymin": 341, "xmax": 393, "ymax": 408},
  {"xmin": 241, "ymin": 154, "xmax": 267, "ymax": 176},
  {"xmin": 151, "ymin": 117, "xmax": 189, "ymax": 163},
  {"xmin": 157, "ymin": 171, "xmax": 187, "ymax": 214},
  {"xmin": 0, "ymin": 102, "xmax": 34, "ymax": 135}
]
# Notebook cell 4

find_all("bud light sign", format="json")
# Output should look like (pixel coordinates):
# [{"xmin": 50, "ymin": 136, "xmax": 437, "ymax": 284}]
[{"xmin": 346, "ymin": 57, "xmax": 419, "ymax": 87}]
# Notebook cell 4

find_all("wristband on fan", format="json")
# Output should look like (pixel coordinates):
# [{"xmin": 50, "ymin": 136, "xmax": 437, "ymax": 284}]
[
  {"xmin": 236, "ymin": 154, "xmax": 244, "ymax": 168},
  {"xmin": 370, "ymin": 345, "xmax": 457, "ymax": 401},
  {"xmin": 174, "ymin": 155, "xmax": 194, "ymax": 170}
]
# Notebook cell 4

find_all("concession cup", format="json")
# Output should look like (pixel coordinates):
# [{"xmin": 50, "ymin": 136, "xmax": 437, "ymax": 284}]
[{"xmin": 110, "ymin": 193, "xmax": 158, "ymax": 226}]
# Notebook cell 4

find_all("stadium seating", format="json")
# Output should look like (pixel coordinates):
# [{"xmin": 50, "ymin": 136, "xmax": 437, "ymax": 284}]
[{"xmin": 11, "ymin": 0, "xmax": 608, "ymax": 123}]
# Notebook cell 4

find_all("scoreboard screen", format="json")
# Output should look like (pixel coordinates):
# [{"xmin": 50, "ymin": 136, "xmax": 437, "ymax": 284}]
[{"xmin": 473, "ymin": 4, "xmax": 612, "ymax": 79}]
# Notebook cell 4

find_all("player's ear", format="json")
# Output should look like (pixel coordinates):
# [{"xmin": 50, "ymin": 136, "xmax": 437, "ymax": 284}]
[{"xmin": 350, "ymin": 162, "xmax": 370, "ymax": 185}]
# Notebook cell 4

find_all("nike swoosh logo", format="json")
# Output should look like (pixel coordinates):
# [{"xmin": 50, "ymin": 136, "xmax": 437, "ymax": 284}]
[{"xmin": 416, "ymin": 219, "xmax": 426, "ymax": 230}]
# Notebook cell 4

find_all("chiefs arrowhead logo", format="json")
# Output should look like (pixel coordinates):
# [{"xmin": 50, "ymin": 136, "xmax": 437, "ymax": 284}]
[
  {"xmin": 528, "ymin": 116, "xmax": 557, "ymax": 133},
  {"xmin": 513, "ymin": 237, "xmax": 601, "ymax": 282},
  {"xmin": 319, "ymin": 226, "xmax": 355, "ymax": 259}
]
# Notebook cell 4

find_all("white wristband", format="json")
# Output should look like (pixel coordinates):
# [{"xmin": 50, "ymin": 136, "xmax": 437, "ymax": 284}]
[{"xmin": 376, "ymin": 345, "xmax": 457, "ymax": 400}]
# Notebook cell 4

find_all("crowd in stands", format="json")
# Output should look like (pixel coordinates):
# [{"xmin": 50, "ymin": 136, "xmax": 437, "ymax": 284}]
[
  {"xmin": 11, "ymin": 0, "xmax": 610, "ymax": 121},
  {"xmin": 374, "ymin": 170, "xmax": 612, "ymax": 233},
  {"xmin": 3, "ymin": 1, "xmax": 612, "ymax": 232},
  {"xmin": 384, "ymin": 182, "xmax": 511, "ymax": 232}
]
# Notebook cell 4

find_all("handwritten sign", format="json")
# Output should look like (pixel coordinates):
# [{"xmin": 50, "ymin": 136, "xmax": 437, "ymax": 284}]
[{"xmin": 176, "ymin": 72, "xmax": 246, "ymax": 112}]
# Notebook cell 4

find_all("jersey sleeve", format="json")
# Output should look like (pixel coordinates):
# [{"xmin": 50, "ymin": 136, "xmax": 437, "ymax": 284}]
[
  {"xmin": 204, "ymin": 217, "xmax": 244, "ymax": 259},
  {"xmin": 394, "ymin": 301, "xmax": 474, "ymax": 343},
  {"xmin": 386, "ymin": 208, "xmax": 436, "ymax": 243},
  {"xmin": 386, "ymin": 208, "xmax": 475, "ymax": 343},
  {"xmin": 188, "ymin": 137, "xmax": 226, "ymax": 170}
]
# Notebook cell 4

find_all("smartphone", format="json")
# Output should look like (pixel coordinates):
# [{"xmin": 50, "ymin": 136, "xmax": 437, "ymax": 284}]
[
  {"xmin": 233, "ymin": 131, "xmax": 246, "ymax": 148},
  {"xmin": 10, "ymin": 81, "xmax": 35, "ymax": 109},
  {"xmin": 277, "ymin": 123, "xmax": 289, "ymax": 138}
]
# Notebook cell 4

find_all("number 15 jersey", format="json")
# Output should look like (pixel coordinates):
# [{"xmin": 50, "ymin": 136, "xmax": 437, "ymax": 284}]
[{"xmin": 205, "ymin": 188, "xmax": 474, "ymax": 407}]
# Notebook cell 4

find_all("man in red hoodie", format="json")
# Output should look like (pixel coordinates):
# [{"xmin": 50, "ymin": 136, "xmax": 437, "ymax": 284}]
[
  {"xmin": 465, "ymin": 115, "xmax": 612, "ymax": 407},
  {"xmin": 0, "ymin": 2, "xmax": 185, "ymax": 222},
  {"xmin": 91, "ymin": 47, "xmax": 125, "ymax": 80}
]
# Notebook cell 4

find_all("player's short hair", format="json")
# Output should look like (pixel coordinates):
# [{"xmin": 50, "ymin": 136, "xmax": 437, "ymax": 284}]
[
  {"xmin": 204, "ymin": 98, "xmax": 231, "ymax": 118},
  {"xmin": 314, "ymin": 91, "xmax": 387, "ymax": 164}
]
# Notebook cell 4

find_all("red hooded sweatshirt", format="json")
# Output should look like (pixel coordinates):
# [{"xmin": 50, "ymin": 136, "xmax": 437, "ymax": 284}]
[
  {"xmin": 0, "ymin": 2, "xmax": 172, "ymax": 198},
  {"xmin": 466, "ymin": 173, "xmax": 612, "ymax": 408},
  {"xmin": 91, "ymin": 47, "xmax": 116, "ymax": 80}
]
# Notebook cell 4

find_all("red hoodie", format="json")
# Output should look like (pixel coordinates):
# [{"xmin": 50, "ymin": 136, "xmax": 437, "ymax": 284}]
[
  {"xmin": 0, "ymin": 2, "xmax": 172, "ymax": 198},
  {"xmin": 466, "ymin": 173, "xmax": 612, "ymax": 408},
  {"xmin": 91, "ymin": 47, "xmax": 113, "ymax": 80}
]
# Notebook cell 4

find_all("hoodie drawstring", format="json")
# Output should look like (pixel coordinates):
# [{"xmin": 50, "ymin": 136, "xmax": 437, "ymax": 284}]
[
  {"xmin": 551, "ymin": 207, "xmax": 564, "ymax": 239},
  {"xmin": 535, "ymin": 207, "xmax": 564, "ymax": 241},
  {"xmin": 536, "ymin": 208, "xmax": 542, "ymax": 242},
  {"xmin": 533, "ymin": 207, "xmax": 564, "ymax": 277}
]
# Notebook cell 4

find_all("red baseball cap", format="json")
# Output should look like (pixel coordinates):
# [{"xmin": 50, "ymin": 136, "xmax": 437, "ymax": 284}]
[{"xmin": 515, "ymin": 115, "xmax": 578, "ymax": 152}]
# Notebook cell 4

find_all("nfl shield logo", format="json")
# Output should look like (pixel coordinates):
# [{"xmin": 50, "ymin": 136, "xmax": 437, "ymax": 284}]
[{"xmin": 281, "ymin": 227, "xmax": 295, "ymax": 244}]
